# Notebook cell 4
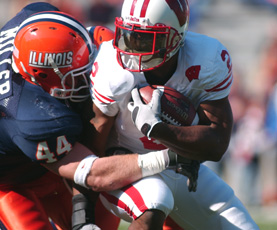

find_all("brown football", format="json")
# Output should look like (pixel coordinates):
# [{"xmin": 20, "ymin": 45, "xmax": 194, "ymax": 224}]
[{"xmin": 139, "ymin": 85, "xmax": 199, "ymax": 126}]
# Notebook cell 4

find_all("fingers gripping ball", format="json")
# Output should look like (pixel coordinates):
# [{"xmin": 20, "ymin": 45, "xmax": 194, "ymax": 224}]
[
  {"xmin": 128, "ymin": 88, "xmax": 162, "ymax": 138},
  {"xmin": 139, "ymin": 85, "xmax": 199, "ymax": 126}
]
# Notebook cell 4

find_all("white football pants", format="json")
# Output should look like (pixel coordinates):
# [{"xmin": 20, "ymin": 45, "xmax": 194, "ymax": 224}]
[{"xmin": 100, "ymin": 164, "xmax": 259, "ymax": 230}]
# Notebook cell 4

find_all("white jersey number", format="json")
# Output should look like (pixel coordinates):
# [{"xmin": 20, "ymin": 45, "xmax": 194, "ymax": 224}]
[{"xmin": 36, "ymin": 135, "xmax": 72, "ymax": 163}]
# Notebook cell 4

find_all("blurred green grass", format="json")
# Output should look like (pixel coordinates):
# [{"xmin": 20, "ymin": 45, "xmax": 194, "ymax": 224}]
[
  {"xmin": 118, "ymin": 220, "xmax": 130, "ymax": 230},
  {"xmin": 257, "ymin": 221, "xmax": 277, "ymax": 230}
]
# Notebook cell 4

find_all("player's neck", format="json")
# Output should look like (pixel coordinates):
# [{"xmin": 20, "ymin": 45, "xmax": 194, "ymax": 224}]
[{"xmin": 144, "ymin": 53, "xmax": 178, "ymax": 86}]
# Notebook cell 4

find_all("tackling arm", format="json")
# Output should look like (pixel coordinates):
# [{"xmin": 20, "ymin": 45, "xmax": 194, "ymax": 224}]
[
  {"xmin": 42, "ymin": 142, "xmax": 142, "ymax": 191},
  {"xmin": 43, "ymin": 103, "xmax": 171, "ymax": 192}
]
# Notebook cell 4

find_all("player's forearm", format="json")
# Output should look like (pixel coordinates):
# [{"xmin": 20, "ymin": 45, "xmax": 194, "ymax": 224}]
[
  {"xmin": 45, "ymin": 142, "xmax": 171, "ymax": 192},
  {"xmin": 86, "ymin": 154, "xmax": 142, "ymax": 191},
  {"xmin": 150, "ymin": 122, "xmax": 230, "ymax": 161},
  {"xmin": 150, "ymin": 98, "xmax": 233, "ymax": 161},
  {"xmin": 43, "ymin": 148, "xmax": 141, "ymax": 192},
  {"xmin": 86, "ymin": 149, "xmax": 171, "ymax": 191}
]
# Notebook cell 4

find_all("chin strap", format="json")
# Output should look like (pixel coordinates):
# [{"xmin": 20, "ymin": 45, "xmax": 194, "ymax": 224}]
[
  {"xmin": 19, "ymin": 61, "xmax": 39, "ymax": 85},
  {"xmin": 48, "ymin": 56, "xmax": 64, "ymax": 79}
]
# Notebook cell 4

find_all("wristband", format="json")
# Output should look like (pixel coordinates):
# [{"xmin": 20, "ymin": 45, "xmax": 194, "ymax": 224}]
[
  {"xmin": 74, "ymin": 155, "xmax": 98, "ymax": 188},
  {"xmin": 137, "ymin": 149, "xmax": 170, "ymax": 177}
]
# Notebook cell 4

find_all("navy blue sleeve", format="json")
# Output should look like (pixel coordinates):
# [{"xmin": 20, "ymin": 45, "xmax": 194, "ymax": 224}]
[
  {"xmin": 1, "ymin": 2, "xmax": 59, "ymax": 30},
  {"xmin": 0, "ymin": 80, "xmax": 83, "ymax": 163},
  {"xmin": 23, "ymin": 2, "xmax": 59, "ymax": 12},
  {"xmin": 1, "ymin": 2, "xmax": 59, "ymax": 31}
]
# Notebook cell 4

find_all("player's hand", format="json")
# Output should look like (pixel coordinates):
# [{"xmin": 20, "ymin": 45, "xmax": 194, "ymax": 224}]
[
  {"xmin": 78, "ymin": 224, "xmax": 101, "ymax": 230},
  {"xmin": 177, "ymin": 156, "xmax": 200, "ymax": 192},
  {"xmin": 128, "ymin": 88, "xmax": 162, "ymax": 138},
  {"xmin": 168, "ymin": 150, "xmax": 200, "ymax": 192},
  {"xmin": 72, "ymin": 194, "xmax": 101, "ymax": 230}
]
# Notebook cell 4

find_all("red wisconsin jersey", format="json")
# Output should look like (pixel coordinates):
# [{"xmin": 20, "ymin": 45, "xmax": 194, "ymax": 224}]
[{"xmin": 90, "ymin": 31, "xmax": 233, "ymax": 153}]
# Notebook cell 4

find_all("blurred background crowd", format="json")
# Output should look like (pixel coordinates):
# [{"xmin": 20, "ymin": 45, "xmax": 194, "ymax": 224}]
[{"xmin": 1, "ymin": 0, "xmax": 277, "ymax": 223}]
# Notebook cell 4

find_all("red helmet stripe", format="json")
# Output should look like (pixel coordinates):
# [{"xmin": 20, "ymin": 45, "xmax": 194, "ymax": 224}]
[
  {"xmin": 140, "ymin": 0, "xmax": 151, "ymax": 17},
  {"xmin": 130, "ymin": 0, "xmax": 151, "ymax": 18},
  {"xmin": 165, "ymin": 0, "xmax": 188, "ymax": 26},
  {"xmin": 130, "ymin": 0, "xmax": 138, "ymax": 16}
]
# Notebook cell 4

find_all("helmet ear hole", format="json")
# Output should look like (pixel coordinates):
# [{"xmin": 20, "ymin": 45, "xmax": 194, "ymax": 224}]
[
  {"xmin": 33, "ymin": 69, "xmax": 48, "ymax": 79},
  {"xmin": 69, "ymin": 32, "xmax": 76, "ymax": 38},
  {"xmin": 38, "ymin": 73, "xmax": 47, "ymax": 78},
  {"xmin": 31, "ymin": 28, "xmax": 38, "ymax": 33}
]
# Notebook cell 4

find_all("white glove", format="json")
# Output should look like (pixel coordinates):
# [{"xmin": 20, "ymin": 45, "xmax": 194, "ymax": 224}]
[{"xmin": 128, "ymin": 88, "xmax": 162, "ymax": 138}]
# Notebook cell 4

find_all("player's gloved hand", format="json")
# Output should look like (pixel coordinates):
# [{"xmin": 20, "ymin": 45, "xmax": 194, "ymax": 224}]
[
  {"xmin": 128, "ymin": 88, "xmax": 162, "ymax": 138},
  {"xmin": 168, "ymin": 150, "xmax": 200, "ymax": 192},
  {"xmin": 72, "ymin": 194, "xmax": 101, "ymax": 230}
]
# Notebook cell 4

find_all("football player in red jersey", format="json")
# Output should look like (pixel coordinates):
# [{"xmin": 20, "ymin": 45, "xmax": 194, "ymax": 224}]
[
  {"xmin": 0, "ymin": 2, "xmax": 181, "ymax": 230},
  {"xmin": 89, "ymin": 0, "xmax": 259, "ymax": 229}
]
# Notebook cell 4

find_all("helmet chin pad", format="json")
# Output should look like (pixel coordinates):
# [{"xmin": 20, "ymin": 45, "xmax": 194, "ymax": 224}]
[{"xmin": 118, "ymin": 51, "xmax": 165, "ymax": 72}]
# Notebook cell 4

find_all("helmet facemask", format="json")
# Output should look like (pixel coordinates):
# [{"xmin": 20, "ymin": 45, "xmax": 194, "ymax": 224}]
[
  {"xmin": 113, "ymin": 0, "xmax": 189, "ymax": 72},
  {"xmin": 47, "ymin": 56, "xmax": 92, "ymax": 102},
  {"xmin": 114, "ymin": 17, "xmax": 182, "ymax": 72}
]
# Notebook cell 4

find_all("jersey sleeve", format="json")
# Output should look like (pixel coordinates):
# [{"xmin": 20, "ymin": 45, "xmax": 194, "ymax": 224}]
[
  {"xmin": 198, "ymin": 38, "xmax": 233, "ymax": 102},
  {"xmin": 12, "ymin": 118, "xmax": 81, "ymax": 163},
  {"xmin": 1, "ymin": 2, "xmax": 59, "ymax": 31},
  {"xmin": 11, "ymin": 82, "xmax": 83, "ymax": 163},
  {"xmin": 90, "ymin": 41, "xmax": 137, "ymax": 116}
]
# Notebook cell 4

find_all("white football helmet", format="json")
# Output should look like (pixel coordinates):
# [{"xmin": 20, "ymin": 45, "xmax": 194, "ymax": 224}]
[{"xmin": 113, "ymin": 0, "xmax": 189, "ymax": 72}]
